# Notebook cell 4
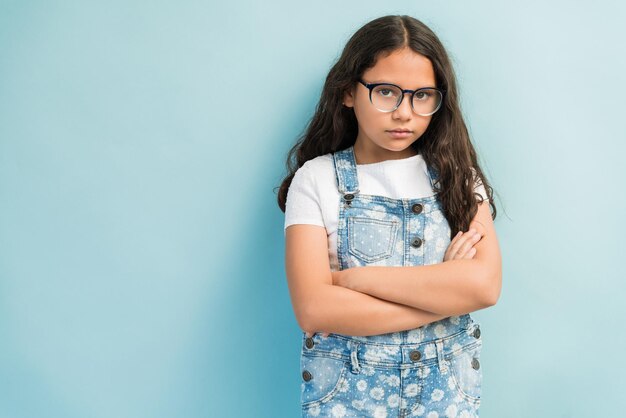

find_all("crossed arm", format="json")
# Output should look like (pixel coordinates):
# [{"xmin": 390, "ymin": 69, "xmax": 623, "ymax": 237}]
[
  {"xmin": 331, "ymin": 201, "xmax": 502, "ymax": 316},
  {"xmin": 284, "ymin": 200, "xmax": 502, "ymax": 336}
]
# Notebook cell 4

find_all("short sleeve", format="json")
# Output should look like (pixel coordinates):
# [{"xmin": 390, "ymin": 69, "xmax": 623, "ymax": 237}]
[
  {"xmin": 284, "ymin": 163, "xmax": 325, "ymax": 230},
  {"xmin": 471, "ymin": 167, "xmax": 489, "ymax": 201}
]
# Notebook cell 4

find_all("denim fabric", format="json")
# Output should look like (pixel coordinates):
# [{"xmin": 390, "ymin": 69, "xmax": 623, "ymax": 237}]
[{"xmin": 300, "ymin": 145, "xmax": 483, "ymax": 417}]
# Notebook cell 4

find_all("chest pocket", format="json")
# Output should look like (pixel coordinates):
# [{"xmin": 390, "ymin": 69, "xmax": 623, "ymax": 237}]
[{"xmin": 347, "ymin": 216, "xmax": 399, "ymax": 263}]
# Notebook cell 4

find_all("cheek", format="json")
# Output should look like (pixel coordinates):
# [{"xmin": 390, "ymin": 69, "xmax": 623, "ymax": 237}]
[
  {"xmin": 417, "ymin": 116, "xmax": 434, "ymax": 131},
  {"xmin": 353, "ymin": 101, "xmax": 378, "ymax": 124},
  {"xmin": 355, "ymin": 109, "xmax": 385, "ymax": 134},
  {"xmin": 357, "ymin": 94, "xmax": 386, "ymax": 117}
]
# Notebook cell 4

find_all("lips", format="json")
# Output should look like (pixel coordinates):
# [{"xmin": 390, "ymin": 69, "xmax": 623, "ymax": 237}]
[
  {"xmin": 387, "ymin": 129, "xmax": 412, "ymax": 133},
  {"xmin": 386, "ymin": 130, "xmax": 413, "ymax": 139}
]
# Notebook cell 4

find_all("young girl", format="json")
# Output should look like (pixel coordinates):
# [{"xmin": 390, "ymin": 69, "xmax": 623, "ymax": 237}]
[{"xmin": 277, "ymin": 15, "xmax": 502, "ymax": 418}]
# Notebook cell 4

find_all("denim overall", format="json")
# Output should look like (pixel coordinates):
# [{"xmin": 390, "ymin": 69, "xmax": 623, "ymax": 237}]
[{"xmin": 300, "ymin": 145, "xmax": 483, "ymax": 418}]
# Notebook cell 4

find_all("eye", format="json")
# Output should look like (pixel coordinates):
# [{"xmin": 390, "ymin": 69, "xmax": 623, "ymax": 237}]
[
  {"xmin": 414, "ymin": 91, "xmax": 431, "ymax": 101},
  {"xmin": 372, "ymin": 85, "xmax": 400, "ymax": 99}
]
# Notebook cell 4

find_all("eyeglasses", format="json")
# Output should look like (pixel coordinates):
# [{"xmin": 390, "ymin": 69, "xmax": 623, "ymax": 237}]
[{"xmin": 357, "ymin": 79, "xmax": 445, "ymax": 116}]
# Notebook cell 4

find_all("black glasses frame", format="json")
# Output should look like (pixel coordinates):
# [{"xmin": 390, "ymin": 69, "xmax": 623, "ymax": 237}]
[{"xmin": 357, "ymin": 79, "xmax": 446, "ymax": 116}]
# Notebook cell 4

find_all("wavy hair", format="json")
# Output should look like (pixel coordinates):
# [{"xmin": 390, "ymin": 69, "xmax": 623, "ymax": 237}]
[{"xmin": 276, "ymin": 15, "xmax": 497, "ymax": 236}]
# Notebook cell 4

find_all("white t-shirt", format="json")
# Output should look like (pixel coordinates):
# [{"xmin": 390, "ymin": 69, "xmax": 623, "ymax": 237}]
[{"xmin": 283, "ymin": 152, "xmax": 488, "ymax": 271}]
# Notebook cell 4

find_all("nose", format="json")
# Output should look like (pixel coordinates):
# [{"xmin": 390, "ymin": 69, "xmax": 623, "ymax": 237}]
[{"xmin": 392, "ymin": 93, "xmax": 413, "ymax": 120}]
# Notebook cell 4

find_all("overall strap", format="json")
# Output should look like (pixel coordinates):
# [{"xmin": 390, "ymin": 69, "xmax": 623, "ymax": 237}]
[
  {"xmin": 332, "ymin": 145, "xmax": 360, "ymax": 194},
  {"xmin": 426, "ymin": 163, "xmax": 440, "ymax": 192}
]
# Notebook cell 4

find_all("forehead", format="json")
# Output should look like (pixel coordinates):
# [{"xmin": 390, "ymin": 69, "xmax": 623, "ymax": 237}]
[{"xmin": 363, "ymin": 48, "xmax": 436, "ymax": 86}]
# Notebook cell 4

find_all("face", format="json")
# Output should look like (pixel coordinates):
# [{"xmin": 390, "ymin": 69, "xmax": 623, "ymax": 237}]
[{"xmin": 343, "ymin": 47, "xmax": 438, "ymax": 164}]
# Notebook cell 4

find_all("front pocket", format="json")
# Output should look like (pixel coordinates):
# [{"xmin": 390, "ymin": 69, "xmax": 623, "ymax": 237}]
[
  {"xmin": 448, "ymin": 342, "xmax": 483, "ymax": 403},
  {"xmin": 347, "ymin": 217, "xmax": 399, "ymax": 263},
  {"xmin": 301, "ymin": 354, "xmax": 348, "ymax": 409}
]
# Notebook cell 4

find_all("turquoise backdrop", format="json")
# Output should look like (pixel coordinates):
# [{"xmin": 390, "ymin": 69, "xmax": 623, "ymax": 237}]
[{"xmin": 1, "ymin": 1, "xmax": 624, "ymax": 417}]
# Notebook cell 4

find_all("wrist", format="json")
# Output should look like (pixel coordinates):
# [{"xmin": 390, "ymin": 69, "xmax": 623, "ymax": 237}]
[
  {"xmin": 334, "ymin": 268, "xmax": 355, "ymax": 290},
  {"xmin": 345, "ymin": 266, "xmax": 366, "ymax": 292}
]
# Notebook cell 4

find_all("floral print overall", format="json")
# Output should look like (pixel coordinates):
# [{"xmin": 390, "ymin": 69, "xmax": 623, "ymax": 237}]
[{"xmin": 300, "ymin": 145, "xmax": 483, "ymax": 417}]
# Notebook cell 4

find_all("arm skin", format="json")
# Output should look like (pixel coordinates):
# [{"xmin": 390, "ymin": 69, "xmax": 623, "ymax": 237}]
[
  {"xmin": 334, "ymin": 200, "xmax": 503, "ymax": 316},
  {"xmin": 285, "ymin": 224, "xmax": 449, "ymax": 337}
]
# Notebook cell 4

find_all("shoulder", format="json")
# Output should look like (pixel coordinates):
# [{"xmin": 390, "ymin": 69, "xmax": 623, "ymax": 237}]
[
  {"xmin": 470, "ymin": 167, "xmax": 489, "ymax": 201},
  {"xmin": 285, "ymin": 154, "xmax": 336, "ymax": 231},
  {"xmin": 288, "ymin": 153, "xmax": 335, "ymax": 194},
  {"xmin": 467, "ymin": 166, "xmax": 482, "ymax": 187},
  {"xmin": 301, "ymin": 153, "xmax": 334, "ymax": 174},
  {"xmin": 291, "ymin": 154, "xmax": 334, "ymax": 187}
]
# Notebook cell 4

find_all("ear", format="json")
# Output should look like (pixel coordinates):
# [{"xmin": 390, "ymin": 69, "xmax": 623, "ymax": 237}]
[{"xmin": 343, "ymin": 86, "xmax": 356, "ymax": 108}]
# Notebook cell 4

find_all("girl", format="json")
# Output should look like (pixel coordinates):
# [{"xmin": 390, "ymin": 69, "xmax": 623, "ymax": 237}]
[{"xmin": 277, "ymin": 15, "xmax": 502, "ymax": 418}]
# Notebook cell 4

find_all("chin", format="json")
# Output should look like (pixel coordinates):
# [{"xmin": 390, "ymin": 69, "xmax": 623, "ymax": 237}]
[{"xmin": 381, "ymin": 140, "xmax": 414, "ymax": 151}]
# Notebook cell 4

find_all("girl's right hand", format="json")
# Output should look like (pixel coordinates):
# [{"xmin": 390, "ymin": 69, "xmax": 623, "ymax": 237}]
[{"xmin": 443, "ymin": 228, "xmax": 483, "ymax": 261}]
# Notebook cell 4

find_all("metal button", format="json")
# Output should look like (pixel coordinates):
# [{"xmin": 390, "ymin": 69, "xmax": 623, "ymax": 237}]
[
  {"xmin": 302, "ymin": 370, "xmax": 312, "ymax": 381},
  {"xmin": 411, "ymin": 203, "xmax": 423, "ymax": 214},
  {"xmin": 305, "ymin": 337, "xmax": 314, "ymax": 349},
  {"xmin": 343, "ymin": 193, "xmax": 354, "ymax": 201},
  {"xmin": 411, "ymin": 237, "xmax": 423, "ymax": 248},
  {"xmin": 471, "ymin": 358, "xmax": 480, "ymax": 370},
  {"xmin": 473, "ymin": 328, "xmax": 481, "ymax": 339},
  {"xmin": 409, "ymin": 350, "xmax": 421, "ymax": 362}
]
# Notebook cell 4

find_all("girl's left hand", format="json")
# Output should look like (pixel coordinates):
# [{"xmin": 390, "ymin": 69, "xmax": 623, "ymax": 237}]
[{"xmin": 444, "ymin": 228, "xmax": 482, "ymax": 262}]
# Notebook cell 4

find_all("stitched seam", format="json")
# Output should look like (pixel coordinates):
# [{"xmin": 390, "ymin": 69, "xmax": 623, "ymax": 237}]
[{"xmin": 301, "ymin": 363, "xmax": 348, "ymax": 409}]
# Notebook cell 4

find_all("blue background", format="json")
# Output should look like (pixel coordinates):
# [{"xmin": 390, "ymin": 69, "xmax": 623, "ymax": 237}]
[{"xmin": 1, "ymin": 1, "xmax": 625, "ymax": 417}]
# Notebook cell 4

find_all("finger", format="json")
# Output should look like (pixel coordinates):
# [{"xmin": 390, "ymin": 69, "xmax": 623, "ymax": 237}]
[
  {"xmin": 451, "ymin": 230, "xmax": 462, "ymax": 243},
  {"xmin": 448, "ymin": 230, "xmax": 476, "ymax": 257},
  {"xmin": 454, "ymin": 235, "xmax": 482, "ymax": 260},
  {"xmin": 463, "ymin": 247, "xmax": 477, "ymax": 259},
  {"xmin": 449, "ymin": 230, "xmax": 464, "ymax": 247},
  {"xmin": 461, "ymin": 232, "xmax": 482, "ymax": 254},
  {"xmin": 444, "ymin": 231, "xmax": 464, "ymax": 259},
  {"xmin": 458, "ymin": 230, "xmax": 482, "ymax": 252}
]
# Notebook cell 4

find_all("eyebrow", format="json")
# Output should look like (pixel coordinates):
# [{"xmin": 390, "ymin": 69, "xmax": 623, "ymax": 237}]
[{"xmin": 368, "ymin": 79, "xmax": 438, "ymax": 89}]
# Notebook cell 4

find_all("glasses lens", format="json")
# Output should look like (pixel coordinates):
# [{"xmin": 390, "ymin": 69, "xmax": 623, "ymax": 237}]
[
  {"xmin": 370, "ymin": 84, "xmax": 402, "ymax": 112},
  {"xmin": 412, "ymin": 88, "xmax": 443, "ymax": 116}
]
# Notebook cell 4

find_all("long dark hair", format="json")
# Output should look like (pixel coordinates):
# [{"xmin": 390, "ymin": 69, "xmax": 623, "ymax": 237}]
[{"xmin": 276, "ymin": 15, "xmax": 497, "ymax": 236}]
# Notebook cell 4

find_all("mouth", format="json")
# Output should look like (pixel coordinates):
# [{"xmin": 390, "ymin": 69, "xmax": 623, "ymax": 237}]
[{"xmin": 386, "ymin": 129, "xmax": 413, "ymax": 139}]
